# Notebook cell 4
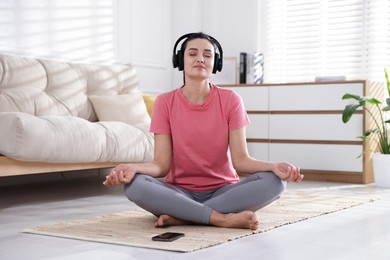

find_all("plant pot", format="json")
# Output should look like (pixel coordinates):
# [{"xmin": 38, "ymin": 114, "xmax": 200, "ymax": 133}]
[{"xmin": 372, "ymin": 153, "xmax": 390, "ymax": 188}]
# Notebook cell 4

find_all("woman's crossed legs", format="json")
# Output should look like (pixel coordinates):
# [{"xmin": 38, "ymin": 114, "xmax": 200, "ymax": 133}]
[{"xmin": 124, "ymin": 172, "xmax": 285, "ymax": 230}]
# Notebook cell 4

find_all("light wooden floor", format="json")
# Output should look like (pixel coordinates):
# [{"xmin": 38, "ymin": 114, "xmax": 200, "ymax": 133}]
[{"xmin": 1, "ymin": 173, "xmax": 390, "ymax": 260}]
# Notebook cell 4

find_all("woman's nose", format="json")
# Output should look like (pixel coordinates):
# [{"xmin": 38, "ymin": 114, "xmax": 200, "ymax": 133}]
[{"xmin": 197, "ymin": 56, "xmax": 204, "ymax": 63}]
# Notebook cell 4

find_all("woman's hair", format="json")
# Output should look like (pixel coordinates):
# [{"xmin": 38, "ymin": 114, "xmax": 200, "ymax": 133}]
[{"xmin": 179, "ymin": 32, "xmax": 218, "ymax": 54}]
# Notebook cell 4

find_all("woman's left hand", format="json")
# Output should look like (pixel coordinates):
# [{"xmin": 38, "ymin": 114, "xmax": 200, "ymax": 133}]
[{"xmin": 272, "ymin": 162, "xmax": 304, "ymax": 183}]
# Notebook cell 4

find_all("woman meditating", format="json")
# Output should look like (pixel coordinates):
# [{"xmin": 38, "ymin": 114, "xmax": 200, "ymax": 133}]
[{"xmin": 103, "ymin": 32, "xmax": 303, "ymax": 230}]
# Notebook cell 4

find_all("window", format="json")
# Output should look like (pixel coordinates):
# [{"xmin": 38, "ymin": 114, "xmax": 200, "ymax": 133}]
[
  {"xmin": 262, "ymin": 0, "xmax": 390, "ymax": 83},
  {"xmin": 0, "ymin": 0, "xmax": 117, "ymax": 63}
]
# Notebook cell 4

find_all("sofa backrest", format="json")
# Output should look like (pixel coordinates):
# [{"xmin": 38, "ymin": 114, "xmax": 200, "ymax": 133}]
[{"xmin": 0, "ymin": 54, "xmax": 140, "ymax": 121}]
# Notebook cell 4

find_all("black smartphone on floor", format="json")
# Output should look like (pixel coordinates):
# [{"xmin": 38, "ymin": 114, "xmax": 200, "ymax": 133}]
[{"xmin": 152, "ymin": 232, "xmax": 185, "ymax": 242}]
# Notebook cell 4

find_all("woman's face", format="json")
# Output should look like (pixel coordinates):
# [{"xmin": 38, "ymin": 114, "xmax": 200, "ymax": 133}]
[{"xmin": 183, "ymin": 38, "xmax": 215, "ymax": 80}]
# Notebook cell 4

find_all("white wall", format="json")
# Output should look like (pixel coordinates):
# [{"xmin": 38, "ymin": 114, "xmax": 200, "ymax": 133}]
[
  {"xmin": 170, "ymin": 0, "xmax": 260, "ymax": 88},
  {"xmin": 0, "ymin": 0, "xmax": 259, "ymax": 94},
  {"xmin": 120, "ymin": 0, "xmax": 172, "ymax": 94}
]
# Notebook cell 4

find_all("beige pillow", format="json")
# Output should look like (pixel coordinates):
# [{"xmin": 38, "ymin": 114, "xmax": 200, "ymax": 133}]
[
  {"xmin": 143, "ymin": 95, "xmax": 157, "ymax": 117},
  {"xmin": 89, "ymin": 92, "xmax": 151, "ymax": 125}
]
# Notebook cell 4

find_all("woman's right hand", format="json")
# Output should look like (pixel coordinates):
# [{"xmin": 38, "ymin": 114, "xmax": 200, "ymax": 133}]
[{"xmin": 103, "ymin": 164, "xmax": 137, "ymax": 187}]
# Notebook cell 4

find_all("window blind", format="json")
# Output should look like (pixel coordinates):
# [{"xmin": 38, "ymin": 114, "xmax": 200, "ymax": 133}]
[{"xmin": 263, "ymin": 0, "xmax": 390, "ymax": 83}]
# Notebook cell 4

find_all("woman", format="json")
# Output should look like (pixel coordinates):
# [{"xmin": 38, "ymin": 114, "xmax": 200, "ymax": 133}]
[{"xmin": 104, "ymin": 32, "xmax": 303, "ymax": 230}]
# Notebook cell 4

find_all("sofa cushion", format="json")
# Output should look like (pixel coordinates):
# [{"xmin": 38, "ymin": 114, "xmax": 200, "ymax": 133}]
[
  {"xmin": 0, "ymin": 112, "xmax": 153, "ymax": 163},
  {"xmin": 0, "ymin": 54, "xmax": 141, "ymax": 122},
  {"xmin": 89, "ymin": 93, "xmax": 151, "ymax": 125}
]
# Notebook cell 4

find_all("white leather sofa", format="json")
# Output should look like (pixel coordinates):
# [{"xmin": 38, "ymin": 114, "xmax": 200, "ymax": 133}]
[{"xmin": 0, "ymin": 54, "xmax": 154, "ymax": 177}]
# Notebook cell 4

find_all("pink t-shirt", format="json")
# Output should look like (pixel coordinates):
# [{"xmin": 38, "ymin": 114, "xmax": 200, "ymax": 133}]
[{"xmin": 150, "ymin": 84, "xmax": 249, "ymax": 192}]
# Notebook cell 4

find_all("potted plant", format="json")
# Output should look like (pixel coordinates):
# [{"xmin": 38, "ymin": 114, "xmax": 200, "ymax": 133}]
[{"xmin": 342, "ymin": 68, "xmax": 390, "ymax": 187}]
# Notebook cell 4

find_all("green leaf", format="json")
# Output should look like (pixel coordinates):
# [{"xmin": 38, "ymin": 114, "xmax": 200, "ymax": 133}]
[
  {"xmin": 357, "ymin": 135, "xmax": 371, "ymax": 141},
  {"xmin": 366, "ymin": 97, "xmax": 381, "ymax": 106},
  {"xmin": 342, "ymin": 93, "xmax": 363, "ymax": 101},
  {"xmin": 368, "ymin": 129, "xmax": 381, "ymax": 134},
  {"xmin": 357, "ymin": 129, "xmax": 381, "ymax": 141},
  {"xmin": 342, "ymin": 104, "xmax": 361, "ymax": 123},
  {"xmin": 385, "ymin": 68, "xmax": 390, "ymax": 96}
]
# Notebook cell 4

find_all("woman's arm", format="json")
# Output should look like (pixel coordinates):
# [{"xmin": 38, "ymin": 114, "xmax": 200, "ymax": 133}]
[
  {"xmin": 103, "ymin": 133, "xmax": 172, "ymax": 186},
  {"xmin": 229, "ymin": 127, "xmax": 304, "ymax": 183}
]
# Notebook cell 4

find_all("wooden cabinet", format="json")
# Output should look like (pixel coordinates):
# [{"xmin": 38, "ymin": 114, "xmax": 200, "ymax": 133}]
[{"xmin": 222, "ymin": 81, "xmax": 383, "ymax": 184}]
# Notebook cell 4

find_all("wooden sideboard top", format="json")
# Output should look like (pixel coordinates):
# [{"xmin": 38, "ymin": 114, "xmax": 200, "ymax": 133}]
[{"xmin": 220, "ymin": 80, "xmax": 366, "ymax": 87}]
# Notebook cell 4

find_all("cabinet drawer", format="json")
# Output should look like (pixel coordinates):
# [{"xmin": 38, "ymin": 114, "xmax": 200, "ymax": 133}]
[
  {"xmin": 269, "ymin": 114, "xmax": 363, "ymax": 141},
  {"xmin": 247, "ymin": 114, "xmax": 269, "ymax": 139},
  {"xmin": 269, "ymin": 83, "xmax": 364, "ymax": 110},
  {"xmin": 247, "ymin": 142, "xmax": 268, "ymax": 161},
  {"xmin": 228, "ymin": 87, "xmax": 269, "ymax": 111},
  {"xmin": 269, "ymin": 143, "xmax": 363, "ymax": 172}
]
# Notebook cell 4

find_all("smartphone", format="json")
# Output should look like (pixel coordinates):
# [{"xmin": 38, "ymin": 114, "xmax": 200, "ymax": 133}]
[{"xmin": 152, "ymin": 232, "xmax": 185, "ymax": 242}]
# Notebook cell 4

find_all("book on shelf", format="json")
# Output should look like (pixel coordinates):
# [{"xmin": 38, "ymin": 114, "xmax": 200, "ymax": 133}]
[
  {"xmin": 239, "ymin": 52, "xmax": 247, "ymax": 84},
  {"xmin": 315, "ymin": 76, "xmax": 347, "ymax": 82},
  {"xmin": 239, "ymin": 52, "xmax": 264, "ymax": 84}
]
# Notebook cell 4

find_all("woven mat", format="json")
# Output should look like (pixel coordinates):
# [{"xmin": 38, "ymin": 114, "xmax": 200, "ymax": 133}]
[{"xmin": 23, "ymin": 190, "xmax": 379, "ymax": 252}]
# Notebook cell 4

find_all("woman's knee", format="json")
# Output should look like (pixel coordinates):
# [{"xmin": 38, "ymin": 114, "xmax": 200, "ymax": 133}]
[
  {"xmin": 124, "ymin": 174, "xmax": 153, "ymax": 202},
  {"xmin": 252, "ymin": 171, "xmax": 286, "ymax": 195}
]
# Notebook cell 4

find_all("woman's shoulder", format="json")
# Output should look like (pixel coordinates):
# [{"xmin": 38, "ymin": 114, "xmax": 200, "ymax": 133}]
[
  {"xmin": 155, "ymin": 88, "xmax": 179, "ymax": 103},
  {"xmin": 213, "ymin": 84, "xmax": 242, "ymax": 100}
]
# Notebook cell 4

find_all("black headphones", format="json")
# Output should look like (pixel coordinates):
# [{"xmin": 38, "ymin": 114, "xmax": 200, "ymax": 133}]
[{"xmin": 172, "ymin": 32, "xmax": 223, "ymax": 74}]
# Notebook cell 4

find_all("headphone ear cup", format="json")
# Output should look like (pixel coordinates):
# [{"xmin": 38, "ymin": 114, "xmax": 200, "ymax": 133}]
[
  {"xmin": 212, "ymin": 53, "xmax": 218, "ymax": 74},
  {"xmin": 177, "ymin": 50, "xmax": 184, "ymax": 71},
  {"xmin": 217, "ymin": 57, "xmax": 223, "ymax": 72},
  {"xmin": 172, "ymin": 53, "xmax": 178, "ymax": 68},
  {"xmin": 213, "ymin": 53, "xmax": 222, "ymax": 74}
]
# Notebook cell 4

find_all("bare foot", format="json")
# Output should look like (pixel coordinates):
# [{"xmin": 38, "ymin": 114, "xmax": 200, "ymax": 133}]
[
  {"xmin": 154, "ymin": 214, "xmax": 189, "ymax": 228},
  {"xmin": 210, "ymin": 211, "xmax": 259, "ymax": 230}
]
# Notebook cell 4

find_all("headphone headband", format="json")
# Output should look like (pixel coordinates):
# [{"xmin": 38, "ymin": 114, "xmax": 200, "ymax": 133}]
[{"xmin": 172, "ymin": 32, "xmax": 223, "ymax": 74}]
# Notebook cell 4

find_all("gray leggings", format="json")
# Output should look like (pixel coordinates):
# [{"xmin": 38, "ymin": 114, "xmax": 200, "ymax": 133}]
[{"xmin": 124, "ymin": 171, "xmax": 286, "ymax": 224}]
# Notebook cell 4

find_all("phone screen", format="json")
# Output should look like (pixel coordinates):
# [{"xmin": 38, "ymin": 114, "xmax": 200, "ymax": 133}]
[{"xmin": 152, "ymin": 232, "xmax": 185, "ymax": 242}]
